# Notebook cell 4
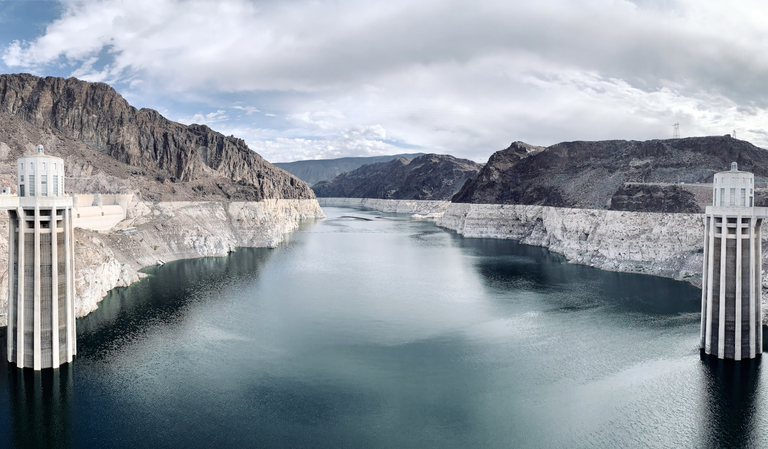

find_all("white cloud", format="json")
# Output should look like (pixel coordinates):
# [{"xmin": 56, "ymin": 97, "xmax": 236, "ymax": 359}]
[
  {"xmin": 205, "ymin": 121, "xmax": 403, "ymax": 162},
  {"xmin": 287, "ymin": 110, "xmax": 346, "ymax": 131},
  {"xmin": 177, "ymin": 109, "xmax": 228, "ymax": 126},
  {"xmin": 249, "ymin": 134, "xmax": 403, "ymax": 163},
  {"xmin": 232, "ymin": 106, "xmax": 260, "ymax": 115},
  {"xmin": 6, "ymin": 0, "xmax": 768, "ymax": 161}
]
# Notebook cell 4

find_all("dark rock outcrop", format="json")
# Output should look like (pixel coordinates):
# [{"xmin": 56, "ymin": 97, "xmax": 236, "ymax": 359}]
[
  {"xmin": 753, "ymin": 190, "xmax": 768, "ymax": 207},
  {"xmin": 275, "ymin": 153, "xmax": 425, "ymax": 186},
  {"xmin": 312, "ymin": 154, "xmax": 482, "ymax": 200},
  {"xmin": 0, "ymin": 73, "xmax": 313, "ymax": 201},
  {"xmin": 453, "ymin": 137, "xmax": 768, "ymax": 211},
  {"xmin": 451, "ymin": 141, "xmax": 546, "ymax": 205},
  {"xmin": 608, "ymin": 184, "xmax": 702, "ymax": 213}
]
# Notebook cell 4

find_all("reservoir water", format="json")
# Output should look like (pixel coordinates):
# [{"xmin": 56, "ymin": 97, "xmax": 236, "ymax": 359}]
[{"xmin": 0, "ymin": 206, "xmax": 763, "ymax": 447}]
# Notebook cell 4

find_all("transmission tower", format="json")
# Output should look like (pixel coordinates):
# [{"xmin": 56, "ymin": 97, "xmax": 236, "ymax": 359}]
[
  {"xmin": 673, "ymin": 123, "xmax": 680, "ymax": 139},
  {"xmin": 733, "ymin": 129, "xmax": 737, "ymax": 139}
]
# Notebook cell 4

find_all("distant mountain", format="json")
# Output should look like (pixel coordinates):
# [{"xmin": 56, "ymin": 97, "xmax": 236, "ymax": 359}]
[
  {"xmin": 274, "ymin": 153, "xmax": 426, "ymax": 186},
  {"xmin": 312, "ymin": 154, "xmax": 482, "ymax": 200},
  {"xmin": 452, "ymin": 137, "xmax": 768, "ymax": 212}
]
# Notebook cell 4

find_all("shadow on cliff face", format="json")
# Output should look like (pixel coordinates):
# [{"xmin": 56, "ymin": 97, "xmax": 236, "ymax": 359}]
[
  {"xmin": 452, "ymin": 235, "xmax": 700, "ymax": 316},
  {"xmin": 76, "ymin": 247, "xmax": 275, "ymax": 362}
]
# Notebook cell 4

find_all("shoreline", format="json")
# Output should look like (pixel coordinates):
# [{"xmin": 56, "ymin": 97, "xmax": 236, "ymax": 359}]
[
  {"xmin": 437, "ymin": 202, "xmax": 707, "ymax": 287},
  {"xmin": 322, "ymin": 198, "xmax": 709, "ymax": 287},
  {"xmin": 318, "ymin": 199, "xmax": 768, "ymax": 318},
  {"xmin": 2, "ymin": 197, "xmax": 764, "ymax": 327},
  {"xmin": 0, "ymin": 198, "xmax": 325, "ymax": 327}
]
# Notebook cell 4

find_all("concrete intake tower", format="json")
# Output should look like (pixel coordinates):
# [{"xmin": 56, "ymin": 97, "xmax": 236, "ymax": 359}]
[
  {"xmin": 6, "ymin": 145, "xmax": 76, "ymax": 370},
  {"xmin": 701, "ymin": 162, "xmax": 766, "ymax": 360}
]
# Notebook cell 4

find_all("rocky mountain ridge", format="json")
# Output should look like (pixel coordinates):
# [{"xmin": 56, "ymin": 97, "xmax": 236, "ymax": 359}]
[
  {"xmin": 453, "ymin": 136, "xmax": 768, "ymax": 212},
  {"xmin": 312, "ymin": 153, "xmax": 482, "ymax": 200},
  {"xmin": 0, "ymin": 73, "xmax": 312, "ymax": 201},
  {"xmin": 274, "ymin": 153, "xmax": 426, "ymax": 186}
]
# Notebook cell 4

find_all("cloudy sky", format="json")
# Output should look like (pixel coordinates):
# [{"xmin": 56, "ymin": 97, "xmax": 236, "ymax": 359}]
[{"xmin": 0, "ymin": 0, "xmax": 766, "ymax": 162}]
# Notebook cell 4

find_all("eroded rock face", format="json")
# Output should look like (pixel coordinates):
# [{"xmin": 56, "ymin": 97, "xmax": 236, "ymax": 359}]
[
  {"xmin": 312, "ymin": 154, "xmax": 482, "ymax": 200},
  {"xmin": 0, "ymin": 73, "xmax": 313, "ymax": 201},
  {"xmin": 453, "ymin": 137, "xmax": 768, "ymax": 211},
  {"xmin": 608, "ymin": 184, "xmax": 703, "ymax": 213},
  {"xmin": 452, "ymin": 141, "xmax": 545, "ymax": 204},
  {"xmin": 439, "ymin": 202, "xmax": 706, "ymax": 282}
]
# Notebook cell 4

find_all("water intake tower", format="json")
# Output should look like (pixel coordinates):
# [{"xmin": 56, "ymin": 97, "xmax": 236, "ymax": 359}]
[
  {"xmin": 5, "ymin": 145, "xmax": 76, "ymax": 370},
  {"xmin": 701, "ymin": 162, "xmax": 766, "ymax": 360}
]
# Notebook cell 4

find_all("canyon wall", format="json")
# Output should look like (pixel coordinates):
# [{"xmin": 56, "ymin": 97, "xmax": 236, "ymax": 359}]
[
  {"xmin": 323, "ymin": 198, "xmax": 710, "ymax": 285},
  {"xmin": 437, "ymin": 202, "xmax": 768, "ymax": 322},
  {"xmin": 0, "ymin": 198, "xmax": 324, "ymax": 326},
  {"xmin": 438, "ymin": 202, "xmax": 707, "ymax": 284},
  {"xmin": 320, "ymin": 199, "xmax": 768, "ymax": 322}
]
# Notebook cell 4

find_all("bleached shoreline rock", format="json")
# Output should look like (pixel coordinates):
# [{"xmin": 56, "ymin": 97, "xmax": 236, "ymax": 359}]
[
  {"xmin": 438, "ymin": 202, "xmax": 706, "ymax": 285},
  {"xmin": 0, "ymin": 198, "xmax": 325, "ymax": 326},
  {"xmin": 439, "ymin": 202, "xmax": 768, "ymax": 322}
]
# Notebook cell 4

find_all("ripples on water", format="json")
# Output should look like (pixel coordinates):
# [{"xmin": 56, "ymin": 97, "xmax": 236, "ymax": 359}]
[{"xmin": 0, "ymin": 206, "xmax": 765, "ymax": 448}]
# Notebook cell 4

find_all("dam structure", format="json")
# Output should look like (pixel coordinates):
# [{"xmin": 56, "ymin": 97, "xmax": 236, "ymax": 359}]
[
  {"xmin": 701, "ymin": 162, "xmax": 767, "ymax": 360},
  {"xmin": 5, "ymin": 145, "xmax": 76, "ymax": 370}
]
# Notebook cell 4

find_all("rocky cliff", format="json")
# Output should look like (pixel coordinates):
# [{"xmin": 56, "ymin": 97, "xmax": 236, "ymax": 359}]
[
  {"xmin": 0, "ymin": 73, "xmax": 313, "ymax": 201},
  {"xmin": 313, "ymin": 154, "xmax": 482, "ymax": 200},
  {"xmin": 453, "ymin": 137, "xmax": 768, "ymax": 212},
  {"xmin": 436, "ymin": 202, "xmax": 768, "ymax": 322},
  {"xmin": 438, "ymin": 202, "xmax": 705, "ymax": 284},
  {"xmin": 608, "ymin": 184, "xmax": 702, "ymax": 213}
]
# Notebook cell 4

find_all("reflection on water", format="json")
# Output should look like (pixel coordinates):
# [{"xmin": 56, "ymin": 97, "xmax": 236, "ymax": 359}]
[
  {"xmin": 460, "ymin": 237, "xmax": 700, "ymax": 315},
  {"xmin": 77, "ymin": 247, "xmax": 274, "ymax": 361},
  {"xmin": 8, "ymin": 366, "xmax": 74, "ymax": 449},
  {"xmin": 0, "ymin": 334, "xmax": 74, "ymax": 449},
  {"xmin": 700, "ymin": 353, "xmax": 761, "ymax": 448}
]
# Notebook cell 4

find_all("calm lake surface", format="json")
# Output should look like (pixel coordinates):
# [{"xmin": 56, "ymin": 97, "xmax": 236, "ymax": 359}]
[{"xmin": 0, "ymin": 206, "xmax": 764, "ymax": 447}]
